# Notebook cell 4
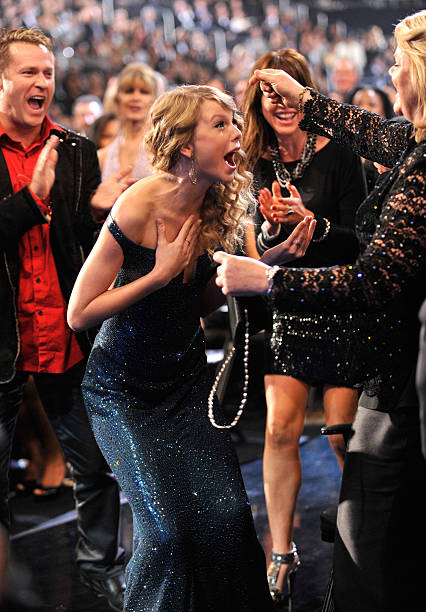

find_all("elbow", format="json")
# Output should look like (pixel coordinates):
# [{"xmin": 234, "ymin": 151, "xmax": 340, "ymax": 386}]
[{"xmin": 67, "ymin": 309, "xmax": 89, "ymax": 333}]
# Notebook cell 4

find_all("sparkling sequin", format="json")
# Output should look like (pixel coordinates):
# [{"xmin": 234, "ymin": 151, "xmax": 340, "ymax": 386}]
[
  {"xmin": 275, "ymin": 91, "xmax": 426, "ymax": 407},
  {"xmin": 82, "ymin": 216, "xmax": 272, "ymax": 611}
]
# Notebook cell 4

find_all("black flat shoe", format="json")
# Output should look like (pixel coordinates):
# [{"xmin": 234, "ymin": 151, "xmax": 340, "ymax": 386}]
[{"xmin": 80, "ymin": 572, "xmax": 125, "ymax": 611}]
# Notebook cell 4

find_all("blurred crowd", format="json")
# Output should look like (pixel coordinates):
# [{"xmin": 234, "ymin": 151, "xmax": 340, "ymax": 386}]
[{"xmin": 0, "ymin": 0, "xmax": 423, "ymax": 129}]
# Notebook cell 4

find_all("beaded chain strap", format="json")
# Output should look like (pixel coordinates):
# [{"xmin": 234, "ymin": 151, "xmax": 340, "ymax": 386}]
[
  {"xmin": 208, "ymin": 307, "xmax": 250, "ymax": 429},
  {"xmin": 269, "ymin": 132, "xmax": 317, "ymax": 188}
]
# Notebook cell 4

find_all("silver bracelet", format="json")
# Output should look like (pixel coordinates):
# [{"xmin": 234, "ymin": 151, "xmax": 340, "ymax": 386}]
[
  {"xmin": 265, "ymin": 265, "xmax": 281, "ymax": 295},
  {"xmin": 312, "ymin": 217, "xmax": 331, "ymax": 243}
]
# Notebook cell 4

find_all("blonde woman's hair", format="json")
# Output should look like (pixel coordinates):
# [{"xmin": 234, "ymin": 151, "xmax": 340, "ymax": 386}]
[
  {"xmin": 145, "ymin": 85, "xmax": 253, "ymax": 254},
  {"xmin": 394, "ymin": 10, "xmax": 426, "ymax": 142},
  {"xmin": 242, "ymin": 49, "xmax": 315, "ymax": 170},
  {"xmin": 115, "ymin": 62, "xmax": 159, "ymax": 103},
  {"xmin": 0, "ymin": 28, "xmax": 53, "ymax": 74}
]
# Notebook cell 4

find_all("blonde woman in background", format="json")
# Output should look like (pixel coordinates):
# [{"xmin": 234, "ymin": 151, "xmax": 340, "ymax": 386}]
[{"xmin": 98, "ymin": 62, "xmax": 158, "ymax": 180}]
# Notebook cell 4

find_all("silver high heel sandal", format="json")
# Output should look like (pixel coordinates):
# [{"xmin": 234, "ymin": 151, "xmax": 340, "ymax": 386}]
[{"xmin": 267, "ymin": 542, "xmax": 300, "ymax": 611}]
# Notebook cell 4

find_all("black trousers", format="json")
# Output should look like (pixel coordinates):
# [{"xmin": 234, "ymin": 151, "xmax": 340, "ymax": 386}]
[
  {"xmin": 0, "ymin": 365, "xmax": 123, "ymax": 576},
  {"xmin": 333, "ymin": 402, "xmax": 426, "ymax": 612}
]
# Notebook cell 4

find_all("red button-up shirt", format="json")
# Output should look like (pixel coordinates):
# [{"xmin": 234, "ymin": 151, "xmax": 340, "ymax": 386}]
[{"xmin": 1, "ymin": 117, "xmax": 84, "ymax": 373}]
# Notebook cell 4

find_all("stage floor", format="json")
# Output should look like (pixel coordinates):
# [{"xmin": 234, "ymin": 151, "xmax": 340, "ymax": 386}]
[{"xmin": 8, "ymin": 410, "xmax": 341, "ymax": 611}]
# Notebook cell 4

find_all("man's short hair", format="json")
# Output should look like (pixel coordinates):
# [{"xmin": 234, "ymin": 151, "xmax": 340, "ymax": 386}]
[{"xmin": 0, "ymin": 28, "xmax": 53, "ymax": 74}]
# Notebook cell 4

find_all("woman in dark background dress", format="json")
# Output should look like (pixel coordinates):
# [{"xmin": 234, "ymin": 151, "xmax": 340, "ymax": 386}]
[
  {"xmin": 214, "ymin": 10, "xmax": 426, "ymax": 612},
  {"xmin": 68, "ymin": 85, "xmax": 274, "ymax": 612},
  {"xmin": 241, "ymin": 48, "xmax": 366, "ymax": 606}
]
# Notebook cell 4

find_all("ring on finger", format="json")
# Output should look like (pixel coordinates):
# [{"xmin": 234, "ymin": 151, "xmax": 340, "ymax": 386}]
[{"xmin": 285, "ymin": 209, "xmax": 294, "ymax": 216}]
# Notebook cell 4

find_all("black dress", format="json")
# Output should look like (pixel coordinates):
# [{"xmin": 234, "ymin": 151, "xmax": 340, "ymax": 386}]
[
  {"xmin": 82, "ymin": 216, "xmax": 273, "ymax": 612},
  {"xmin": 253, "ymin": 141, "xmax": 367, "ymax": 384}
]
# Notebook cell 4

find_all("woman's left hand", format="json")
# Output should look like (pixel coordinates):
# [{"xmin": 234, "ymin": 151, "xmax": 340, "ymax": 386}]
[
  {"xmin": 261, "ymin": 215, "xmax": 316, "ymax": 265},
  {"xmin": 213, "ymin": 252, "xmax": 271, "ymax": 296}
]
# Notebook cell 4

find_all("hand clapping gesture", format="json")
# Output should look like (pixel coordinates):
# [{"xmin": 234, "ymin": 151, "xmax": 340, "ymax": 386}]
[
  {"xmin": 29, "ymin": 135, "xmax": 59, "ymax": 210},
  {"xmin": 261, "ymin": 215, "xmax": 316, "ymax": 266},
  {"xmin": 260, "ymin": 180, "xmax": 314, "ymax": 228}
]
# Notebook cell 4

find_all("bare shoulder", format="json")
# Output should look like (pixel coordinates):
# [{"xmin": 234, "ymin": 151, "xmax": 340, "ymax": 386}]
[{"xmin": 111, "ymin": 174, "xmax": 176, "ymax": 244}]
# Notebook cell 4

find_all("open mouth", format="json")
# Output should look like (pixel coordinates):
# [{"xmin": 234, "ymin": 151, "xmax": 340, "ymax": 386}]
[
  {"xmin": 224, "ymin": 151, "xmax": 237, "ymax": 170},
  {"xmin": 28, "ymin": 96, "xmax": 44, "ymax": 110}
]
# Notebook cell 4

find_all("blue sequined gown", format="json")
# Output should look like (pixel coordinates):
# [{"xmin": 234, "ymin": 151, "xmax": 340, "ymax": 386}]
[{"xmin": 82, "ymin": 216, "xmax": 272, "ymax": 612}]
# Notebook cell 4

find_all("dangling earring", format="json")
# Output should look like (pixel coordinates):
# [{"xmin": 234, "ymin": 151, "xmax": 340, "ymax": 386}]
[{"xmin": 189, "ymin": 154, "xmax": 198, "ymax": 185}]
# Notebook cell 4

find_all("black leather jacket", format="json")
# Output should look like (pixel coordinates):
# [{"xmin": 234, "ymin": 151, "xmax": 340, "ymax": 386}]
[{"xmin": 0, "ymin": 126, "xmax": 100, "ymax": 383}]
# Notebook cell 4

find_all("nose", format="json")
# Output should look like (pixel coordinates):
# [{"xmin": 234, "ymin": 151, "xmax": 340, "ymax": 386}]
[
  {"xmin": 232, "ymin": 122, "xmax": 242, "ymax": 140},
  {"xmin": 34, "ymin": 72, "xmax": 50, "ymax": 88}
]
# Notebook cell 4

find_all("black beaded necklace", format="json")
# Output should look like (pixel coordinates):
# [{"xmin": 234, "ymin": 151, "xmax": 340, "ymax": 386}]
[{"xmin": 269, "ymin": 132, "xmax": 317, "ymax": 187}]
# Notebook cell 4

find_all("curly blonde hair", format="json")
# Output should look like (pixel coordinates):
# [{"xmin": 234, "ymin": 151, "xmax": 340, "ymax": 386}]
[
  {"xmin": 394, "ymin": 10, "xmax": 426, "ymax": 142},
  {"xmin": 145, "ymin": 85, "xmax": 253, "ymax": 254}
]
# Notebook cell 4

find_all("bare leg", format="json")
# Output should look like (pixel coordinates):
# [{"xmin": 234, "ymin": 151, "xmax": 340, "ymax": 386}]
[
  {"xmin": 263, "ymin": 375, "xmax": 309, "ymax": 592},
  {"xmin": 323, "ymin": 385, "xmax": 358, "ymax": 469}
]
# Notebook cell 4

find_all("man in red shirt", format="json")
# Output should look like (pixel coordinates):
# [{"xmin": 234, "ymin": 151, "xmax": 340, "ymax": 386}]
[{"xmin": 0, "ymin": 28, "xmax": 133, "ymax": 610}]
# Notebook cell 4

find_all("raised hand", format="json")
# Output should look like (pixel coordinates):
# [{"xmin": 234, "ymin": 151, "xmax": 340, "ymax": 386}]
[
  {"xmin": 153, "ymin": 215, "xmax": 202, "ymax": 285},
  {"xmin": 261, "ymin": 216, "xmax": 316, "ymax": 265},
  {"xmin": 91, "ymin": 165, "xmax": 137, "ymax": 218},
  {"xmin": 258, "ymin": 181, "xmax": 283, "ymax": 231},
  {"xmin": 29, "ymin": 135, "xmax": 59, "ymax": 201},
  {"xmin": 264, "ymin": 181, "xmax": 314, "ymax": 225},
  {"xmin": 249, "ymin": 68, "xmax": 307, "ymax": 109}
]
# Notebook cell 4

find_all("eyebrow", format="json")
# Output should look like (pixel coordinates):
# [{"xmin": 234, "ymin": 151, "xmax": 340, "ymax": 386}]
[
  {"xmin": 210, "ymin": 112, "xmax": 232, "ymax": 122},
  {"xmin": 19, "ymin": 64, "xmax": 53, "ymax": 71}
]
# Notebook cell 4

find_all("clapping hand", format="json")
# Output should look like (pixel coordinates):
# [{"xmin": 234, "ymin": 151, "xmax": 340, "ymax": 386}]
[
  {"xmin": 29, "ymin": 135, "xmax": 59, "ymax": 205},
  {"xmin": 261, "ymin": 215, "xmax": 316, "ymax": 265},
  {"xmin": 260, "ymin": 180, "xmax": 313, "ymax": 227}
]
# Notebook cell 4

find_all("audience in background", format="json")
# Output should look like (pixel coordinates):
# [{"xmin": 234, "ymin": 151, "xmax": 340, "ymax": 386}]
[
  {"xmin": 0, "ymin": 0, "xmax": 415, "ymax": 129},
  {"xmin": 88, "ymin": 112, "xmax": 120, "ymax": 150},
  {"xmin": 70, "ymin": 94, "xmax": 103, "ymax": 136}
]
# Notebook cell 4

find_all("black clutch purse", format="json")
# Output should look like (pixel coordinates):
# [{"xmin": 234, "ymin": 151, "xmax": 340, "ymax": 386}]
[{"xmin": 208, "ymin": 295, "xmax": 268, "ymax": 429}]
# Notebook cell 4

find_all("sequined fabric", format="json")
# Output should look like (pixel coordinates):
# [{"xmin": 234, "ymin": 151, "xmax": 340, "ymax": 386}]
[
  {"xmin": 82, "ymin": 216, "xmax": 272, "ymax": 611},
  {"xmin": 271, "ymin": 91, "xmax": 426, "ymax": 408},
  {"xmin": 253, "ymin": 141, "xmax": 366, "ymax": 385}
]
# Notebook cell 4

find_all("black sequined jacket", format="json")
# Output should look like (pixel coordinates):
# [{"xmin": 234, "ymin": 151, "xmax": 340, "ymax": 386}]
[{"xmin": 269, "ymin": 91, "xmax": 426, "ymax": 410}]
